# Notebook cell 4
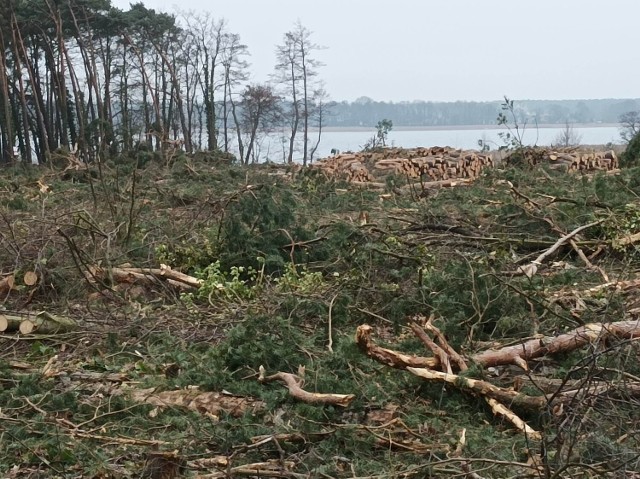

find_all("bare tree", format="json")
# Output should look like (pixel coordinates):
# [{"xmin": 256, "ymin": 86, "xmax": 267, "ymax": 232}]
[
  {"xmin": 308, "ymin": 86, "xmax": 330, "ymax": 163},
  {"xmin": 186, "ymin": 14, "xmax": 226, "ymax": 151},
  {"xmin": 620, "ymin": 111, "xmax": 640, "ymax": 143},
  {"xmin": 221, "ymin": 32, "xmax": 249, "ymax": 157},
  {"xmin": 274, "ymin": 22, "xmax": 324, "ymax": 165},
  {"xmin": 552, "ymin": 121, "xmax": 582, "ymax": 148}
]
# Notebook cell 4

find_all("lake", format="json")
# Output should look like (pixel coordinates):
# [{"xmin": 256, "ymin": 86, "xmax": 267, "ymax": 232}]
[{"xmin": 254, "ymin": 125, "xmax": 623, "ymax": 162}]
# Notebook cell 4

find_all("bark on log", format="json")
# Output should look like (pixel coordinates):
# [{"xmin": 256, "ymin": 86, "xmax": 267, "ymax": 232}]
[
  {"xmin": 18, "ymin": 312, "xmax": 78, "ymax": 335},
  {"xmin": 90, "ymin": 266, "xmax": 202, "ymax": 290},
  {"xmin": 472, "ymin": 320, "xmax": 640, "ymax": 369}
]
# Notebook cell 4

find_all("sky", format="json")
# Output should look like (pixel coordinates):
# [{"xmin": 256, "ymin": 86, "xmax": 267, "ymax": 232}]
[{"xmin": 110, "ymin": 0, "xmax": 639, "ymax": 103}]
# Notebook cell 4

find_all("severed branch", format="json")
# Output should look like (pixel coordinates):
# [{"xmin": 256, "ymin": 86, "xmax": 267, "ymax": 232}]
[
  {"xmin": 359, "ymin": 320, "xmax": 640, "ymax": 371},
  {"xmin": 516, "ymin": 220, "xmax": 602, "ymax": 278},
  {"xmin": 406, "ymin": 367, "xmax": 542, "ymax": 439},
  {"xmin": 421, "ymin": 316, "xmax": 469, "ymax": 372},
  {"xmin": 357, "ymin": 320, "xmax": 640, "ymax": 437},
  {"xmin": 410, "ymin": 322, "xmax": 452, "ymax": 374},
  {"xmin": 358, "ymin": 324, "xmax": 543, "ymax": 437},
  {"xmin": 407, "ymin": 318, "xmax": 543, "ymax": 439},
  {"xmin": 258, "ymin": 366, "xmax": 355, "ymax": 407},
  {"xmin": 193, "ymin": 460, "xmax": 302, "ymax": 479},
  {"xmin": 356, "ymin": 324, "xmax": 438, "ymax": 369}
]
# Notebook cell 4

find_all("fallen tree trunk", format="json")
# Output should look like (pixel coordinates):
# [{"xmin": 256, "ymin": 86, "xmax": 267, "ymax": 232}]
[
  {"xmin": 193, "ymin": 460, "xmax": 299, "ymax": 479},
  {"xmin": 358, "ymin": 320, "xmax": 640, "ymax": 372},
  {"xmin": 472, "ymin": 320, "xmax": 640, "ymax": 369}
]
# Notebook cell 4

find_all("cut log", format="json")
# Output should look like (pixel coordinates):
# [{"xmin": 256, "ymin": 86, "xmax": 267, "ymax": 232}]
[
  {"xmin": 90, "ymin": 266, "xmax": 202, "ymax": 290},
  {"xmin": 23, "ymin": 271, "xmax": 38, "ymax": 286},
  {"xmin": 0, "ymin": 274, "xmax": 15, "ymax": 294},
  {"xmin": 0, "ymin": 313, "xmax": 23, "ymax": 332},
  {"xmin": 19, "ymin": 312, "xmax": 78, "ymax": 335}
]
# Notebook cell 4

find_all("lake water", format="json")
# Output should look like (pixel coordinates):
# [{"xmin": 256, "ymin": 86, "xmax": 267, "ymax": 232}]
[{"xmin": 255, "ymin": 125, "xmax": 623, "ymax": 162}]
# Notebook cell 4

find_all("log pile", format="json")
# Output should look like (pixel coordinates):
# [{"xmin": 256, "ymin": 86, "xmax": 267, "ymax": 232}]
[
  {"xmin": 313, "ymin": 147, "xmax": 494, "ymax": 185},
  {"xmin": 313, "ymin": 146, "xmax": 619, "ymax": 188},
  {"xmin": 518, "ymin": 147, "xmax": 619, "ymax": 172}
]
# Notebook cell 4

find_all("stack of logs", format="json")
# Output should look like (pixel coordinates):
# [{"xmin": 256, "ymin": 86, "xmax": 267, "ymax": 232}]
[
  {"xmin": 373, "ymin": 149, "xmax": 493, "ymax": 181},
  {"xmin": 313, "ymin": 147, "xmax": 493, "ymax": 184},
  {"xmin": 532, "ymin": 148, "xmax": 618, "ymax": 172},
  {"xmin": 312, "ymin": 146, "xmax": 619, "ymax": 187}
]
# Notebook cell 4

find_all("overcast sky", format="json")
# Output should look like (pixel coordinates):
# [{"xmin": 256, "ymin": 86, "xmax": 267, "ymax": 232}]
[{"xmin": 111, "ymin": 0, "xmax": 639, "ymax": 103}]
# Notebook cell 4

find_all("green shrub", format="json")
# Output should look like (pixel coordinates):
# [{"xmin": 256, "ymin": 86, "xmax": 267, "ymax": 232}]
[{"xmin": 622, "ymin": 130, "xmax": 640, "ymax": 166}]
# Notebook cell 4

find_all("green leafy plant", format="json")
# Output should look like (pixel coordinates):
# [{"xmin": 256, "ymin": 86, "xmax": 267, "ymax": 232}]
[
  {"xmin": 497, "ymin": 96, "xmax": 536, "ymax": 151},
  {"xmin": 183, "ymin": 260, "xmax": 260, "ymax": 306},
  {"xmin": 363, "ymin": 119, "xmax": 393, "ymax": 150}
]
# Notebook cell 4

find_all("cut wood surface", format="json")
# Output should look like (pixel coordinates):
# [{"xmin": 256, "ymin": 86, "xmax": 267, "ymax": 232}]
[{"xmin": 23, "ymin": 271, "xmax": 38, "ymax": 286}]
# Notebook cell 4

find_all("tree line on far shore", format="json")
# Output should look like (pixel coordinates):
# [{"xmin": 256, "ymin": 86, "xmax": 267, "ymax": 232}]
[{"xmin": 326, "ymin": 97, "xmax": 640, "ymax": 129}]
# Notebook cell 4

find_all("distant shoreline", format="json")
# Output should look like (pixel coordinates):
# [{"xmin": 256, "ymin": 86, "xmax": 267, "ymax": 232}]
[{"xmin": 318, "ymin": 123, "xmax": 619, "ymax": 133}]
